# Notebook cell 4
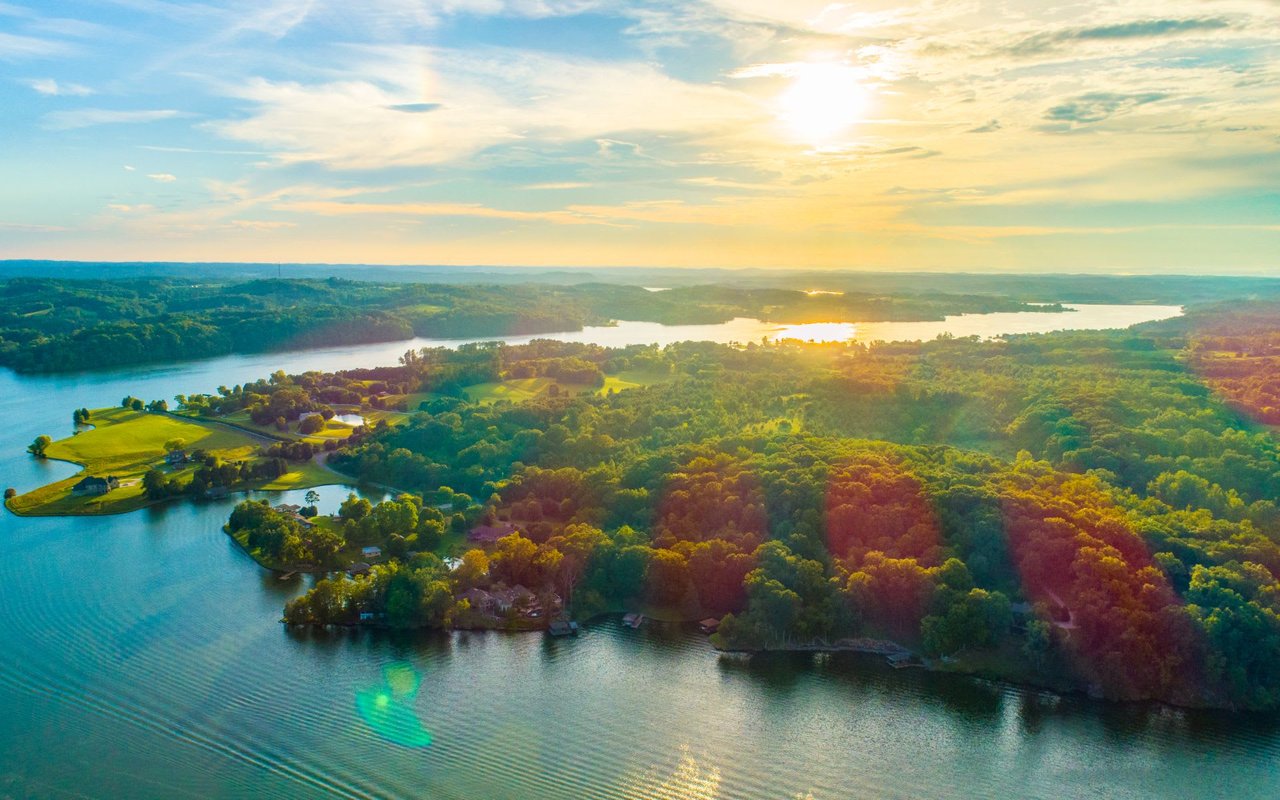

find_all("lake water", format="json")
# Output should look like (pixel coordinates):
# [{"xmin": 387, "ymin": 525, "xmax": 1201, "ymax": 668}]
[{"xmin": 5, "ymin": 302, "xmax": 1280, "ymax": 799}]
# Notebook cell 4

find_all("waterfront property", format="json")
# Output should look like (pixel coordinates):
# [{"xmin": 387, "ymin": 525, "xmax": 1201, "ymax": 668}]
[{"xmin": 71, "ymin": 475, "xmax": 119, "ymax": 496}]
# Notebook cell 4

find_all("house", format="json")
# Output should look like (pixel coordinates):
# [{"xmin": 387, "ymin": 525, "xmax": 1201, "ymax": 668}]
[
  {"xmin": 460, "ymin": 587, "xmax": 497, "ymax": 615},
  {"xmin": 491, "ymin": 584, "xmax": 536, "ymax": 614},
  {"xmin": 622, "ymin": 612, "xmax": 645, "ymax": 629},
  {"xmin": 165, "ymin": 449, "xmax": 188, "ymax": 467},
  {"xmin": 467, "ymin": 521, "xmax": 518, "ymax": 545},
  {"xmin": 361, "ymin": 546, "xmax": 382, "ymax": 560},
  {"xmin": 272, "ymin": 504, "xmax": 315, "ymax": 528},
  {"xmin": 698, "ymin": 618, "xmax": 721, "ymax": 635},
  {"xmin": 347, "ymin": 562, "xmax": 372, "ymax": 577},
  {"xmin": 359, "ymin": 611, "xmax": 376, "ymax": 622},
  {"xmin": 71, "ymin": 476, "xmax": 119, "ymax": 497}
]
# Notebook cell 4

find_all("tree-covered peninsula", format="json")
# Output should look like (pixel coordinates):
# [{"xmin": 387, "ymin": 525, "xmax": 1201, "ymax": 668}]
[
  {"xmin": 207, "ymin": 302, "xmax": 1280, "ymax": 710},
  {"xmin": 16, "ymin": 297, "xmax": 1280, "ymax": 710}
]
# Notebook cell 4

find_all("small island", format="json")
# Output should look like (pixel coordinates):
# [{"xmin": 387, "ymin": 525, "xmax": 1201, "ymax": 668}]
[{"xmin": 11, "ymin": 300, "xmax": 1280, "ymax": 714}]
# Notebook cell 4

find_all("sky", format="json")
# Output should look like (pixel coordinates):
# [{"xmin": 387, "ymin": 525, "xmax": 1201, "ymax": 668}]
[{"xmin": 1, "ymin": 0, "xmax": 1278, "ymax": 272}]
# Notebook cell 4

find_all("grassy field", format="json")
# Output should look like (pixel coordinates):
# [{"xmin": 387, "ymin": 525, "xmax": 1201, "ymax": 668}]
[
  {"xmin": 210, "ymin": 409, "xmax": 362, "ymax": 445},
  {"xmin": 458, "ymin": 368, "xmax": 676, "ymax": 406},
  {"xmin": 7, "ymin": 407, "xmax": 344, "ymax": 516}
]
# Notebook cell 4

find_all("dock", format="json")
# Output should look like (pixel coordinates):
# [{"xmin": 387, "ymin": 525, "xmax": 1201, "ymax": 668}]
[{"xmin": 548, "ymin": 619, "xmax": 580, "ymax": 637}]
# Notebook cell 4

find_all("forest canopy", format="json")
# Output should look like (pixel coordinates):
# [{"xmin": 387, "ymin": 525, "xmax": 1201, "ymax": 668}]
[{"xmin": 218, "ymin": 300, "xmax": 1280, "ymax": 710}]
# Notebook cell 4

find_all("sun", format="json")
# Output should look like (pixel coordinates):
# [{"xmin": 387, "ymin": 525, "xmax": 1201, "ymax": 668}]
[{"xmin": 778, "ymin": 63, "xmax": 868, "ymax": 145}]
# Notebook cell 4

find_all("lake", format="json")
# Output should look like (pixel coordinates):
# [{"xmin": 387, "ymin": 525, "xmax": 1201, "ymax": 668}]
[{"xmin": 4, "ymin": 303, "xmax": 1279, "ymax": 799}]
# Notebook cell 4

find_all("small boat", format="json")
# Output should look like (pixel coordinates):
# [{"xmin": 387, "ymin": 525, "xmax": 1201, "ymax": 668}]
[{"xmin": 622, "ymin": 612, "xmax": 645, "ymax": 629}]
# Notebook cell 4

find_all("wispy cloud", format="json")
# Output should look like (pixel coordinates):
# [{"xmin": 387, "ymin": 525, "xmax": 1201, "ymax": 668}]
[
  {"xmin": 147, "ymin": 172, "xmax": 177, "ymax": 182},
  {"xmin": 210, "ymin": 47, "xmax": 761, "ymax": 169},
  {"xmin": 43, "ymin": 108, "xmax": 188, "ymax": 130},
  {"xmin": 26, "ymin": 77, "xmax": 93, "ymax": 96},
  {"xmin": 1006, "ymin": 17, "xmax": 1235, "ymax": 56},
  {"xmin": 0, "ymin": 31, "xmax": 73, "ymax": 59},
  {"xmin": 1043, "ymin": 92, "xmax": 1169, "ymax": 126},
  {"xmin": 270, "ymin": 199, "xmax": 608, "ymax": 225},
  {"xmin": 523, "ymin": 182, "xmax": 590, "ymax": 190}
]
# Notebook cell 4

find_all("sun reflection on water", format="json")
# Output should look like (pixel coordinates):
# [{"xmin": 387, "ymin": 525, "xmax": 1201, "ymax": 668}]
[{"xmin": 769, "ymin": 322, "xmax": 857, "ymax": 343}]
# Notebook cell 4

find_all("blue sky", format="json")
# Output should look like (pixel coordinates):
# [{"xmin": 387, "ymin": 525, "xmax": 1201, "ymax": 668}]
[{"xmin": 1, "ymin": 0, "xmax": 1278, "ymax": 272}]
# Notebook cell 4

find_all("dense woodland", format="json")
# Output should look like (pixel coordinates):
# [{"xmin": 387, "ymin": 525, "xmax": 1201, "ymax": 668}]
[
  {"xmin": 0, "ymin": 277, "xmax": 1052, "ymax": 373},
  {"xmin": 202, "ymin": 299, "xmax": 1280, "ymax": 710}
]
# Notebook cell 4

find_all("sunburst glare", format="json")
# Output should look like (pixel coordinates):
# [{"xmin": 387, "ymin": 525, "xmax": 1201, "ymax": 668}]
[{"xmin": 777, "ymin": 62, "xmax": 868, "ymax": 145}]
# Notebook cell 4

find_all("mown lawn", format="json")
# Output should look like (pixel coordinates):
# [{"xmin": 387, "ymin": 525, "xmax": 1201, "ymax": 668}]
[
  {"xmin": 460, "ymin": 368, "xmax": 676, "ymax": 405},
  {"xmin": 7, "ymin": 407, "xmax": 345, "ymax": 516},
  {"xmin": 212, "ymin": 409, "xmax": 360, "ymax": 445}
]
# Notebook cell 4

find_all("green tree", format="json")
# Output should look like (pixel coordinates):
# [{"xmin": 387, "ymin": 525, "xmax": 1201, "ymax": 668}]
[
  {"xmin": 142, "ymin": 468, "xmax": 172, "ymax": 500},
  {"xmin": 340, "ymin": 494, "xmax": 372, "ymax": 522},
  {"xmin": 28, "ymin": 435, "xmax": 51, "ymax": 458}
]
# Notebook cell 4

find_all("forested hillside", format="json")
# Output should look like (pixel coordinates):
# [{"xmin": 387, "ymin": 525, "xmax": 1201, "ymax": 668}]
[{"xmin": 0, "ymin": 277, "xmax": 1050, "ymax": 373}]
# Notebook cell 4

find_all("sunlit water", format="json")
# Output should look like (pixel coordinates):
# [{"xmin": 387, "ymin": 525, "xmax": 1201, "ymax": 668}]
[{"xmin": 6, "ymin": 302, "xmax": 1279, "ymax": 799}]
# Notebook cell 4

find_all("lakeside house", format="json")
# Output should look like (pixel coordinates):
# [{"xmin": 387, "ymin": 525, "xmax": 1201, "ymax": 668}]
[
  {"xmin": 492, "ymin": 585, "xmax": 537, "ymax": 614},
  {"xmin": 460, "ymin": 587, "xmax": 497, "ymax": 615},
  {"xmin": 467, "ymin": 521, "xmax": 518, "ymax": 545},
  {"xmin": 698, "ymin": 618, "xmax": 721, "ymax": 634},
  {"xmin": 71, "ymin": 476, "xmax": 119, "ymax": 497},
  {"xmin": 273, "ymin": 504, "xmax": 316, "ymax": 528},
  {"xmin": 458, "ymin": 585, "xmax": 544, "ymax": 618},
  {"xmin": 347, "ymin": 562, "xmax": 371, "ymax": 577},
  {"xmin": 622, "ymin": 612, "xmax": 645, "ymax": 629},
  {"xmin": 361, "ymin": 546, "xmax": 382, "ymax": 560}
]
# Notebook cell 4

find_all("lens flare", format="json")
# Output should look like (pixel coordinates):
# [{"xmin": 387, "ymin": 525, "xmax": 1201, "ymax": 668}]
[{"xmin": 355, "ymin": 661, "xmax": 433, "ymax": 747}]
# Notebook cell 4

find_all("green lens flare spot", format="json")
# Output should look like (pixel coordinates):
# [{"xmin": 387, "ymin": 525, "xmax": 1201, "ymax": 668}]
[{"xmin": 355, "ymin": 662, "xmax": 433, "ymax": 747}]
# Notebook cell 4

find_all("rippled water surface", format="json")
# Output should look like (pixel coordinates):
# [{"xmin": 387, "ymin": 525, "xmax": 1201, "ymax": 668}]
[{"xmin": 4, "ymin": 304, "xmax": 1280, "ymax": 799}]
